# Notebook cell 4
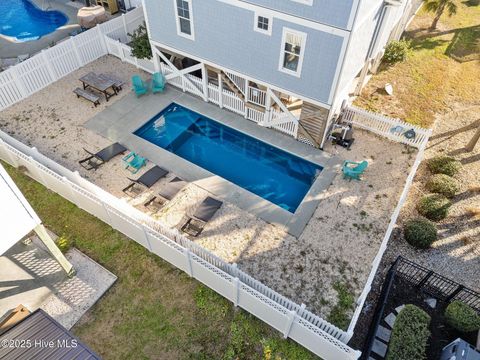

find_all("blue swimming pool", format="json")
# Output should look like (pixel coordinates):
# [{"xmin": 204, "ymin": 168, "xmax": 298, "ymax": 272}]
[
  {"xmin": 135, "ymin": 103, "xmax": 323, "ymax": 213},
  {"xmin": 0, "ymin": 0, "xmax": 68, "ymax": 42}
]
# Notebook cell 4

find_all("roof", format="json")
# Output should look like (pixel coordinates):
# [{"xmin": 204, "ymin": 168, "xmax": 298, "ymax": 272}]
[
  {"xmin": 0, "ymin": 309, "xmax": 100, "ymax": 360},
  {"xmin": 0, "ymin": 163, "xmax": 41, "ymax": 256}
]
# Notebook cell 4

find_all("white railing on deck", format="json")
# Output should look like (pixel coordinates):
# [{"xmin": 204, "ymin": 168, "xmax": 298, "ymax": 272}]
[
  {"xmin": 0, "ymin": 130, "xmax": 360, "ymax": 360},
  {"xmin": 342, "ymin": 105, "xmax": 430, "ymax": 149},
  {"xmin": 246, "ymin": 107, "xmax": 264, "ymax": 124},
  {"xmin": 0, "ymin": 7, "xmax": 144, "ymax": 111},
  {"xmin": 247, "ymin": 86, "xmax": 266, "ymax": 107},
  {"xmin": 270, "ymin": 110, "xmax": 299, "ymax": 137}
]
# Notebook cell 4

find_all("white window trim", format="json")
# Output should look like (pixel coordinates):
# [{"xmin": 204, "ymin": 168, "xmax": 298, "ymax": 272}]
[
  {"xmin": 278, "ymin": 28, "xmax": 307, "ymax": 78},
  {"xmin": 173, "ymin": 0, "xmax": 195, "ymax": 40},
  {"xmin": 290, "ymin": 0, "xmax": 313, "ymax": 5},
  {"xmin": 253, "ymin": 12, "xmax": 273, "ymax": 36}
]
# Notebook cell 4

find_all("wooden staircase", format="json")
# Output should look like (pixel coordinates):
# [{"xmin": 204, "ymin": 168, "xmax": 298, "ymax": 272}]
[{"xmin": 220, "ymin": 71, "xmax": 245, "ymax": 101}]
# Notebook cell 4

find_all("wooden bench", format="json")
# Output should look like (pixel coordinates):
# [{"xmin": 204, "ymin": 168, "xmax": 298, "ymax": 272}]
[{"xmin": 73, "ymin": 87, "xmax": 100, "ymax": 106}]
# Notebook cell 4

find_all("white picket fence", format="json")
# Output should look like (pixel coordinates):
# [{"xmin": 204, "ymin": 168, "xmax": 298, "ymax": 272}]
[
  {"xmin": 0, "ymin": 129, "xmax": 360, "ymax": 360},
  {"xmin": 0, "ymin": 7, "xmax": 144, "ymax": 111},
  {"xmin": 341, "ymin": 104, "xmax": 430, "ymax": 149}
]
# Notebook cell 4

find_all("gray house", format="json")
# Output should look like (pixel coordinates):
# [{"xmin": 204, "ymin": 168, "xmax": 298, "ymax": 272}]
[{"xmin": 141, "ymin": 0, "xmax": 414, "ymax": 147}]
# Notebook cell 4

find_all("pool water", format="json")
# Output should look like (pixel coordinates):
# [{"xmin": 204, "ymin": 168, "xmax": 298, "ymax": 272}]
[
  {"xmin": 135, "ymin": 103, "xmax": 322, "ymax": 213},
  {"xmin": 0, "ymin": 0, "xmax": 68, "ymax": 42}
]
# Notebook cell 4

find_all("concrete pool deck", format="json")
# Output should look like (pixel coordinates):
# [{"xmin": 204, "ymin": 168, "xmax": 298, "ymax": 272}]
[
  {"xmin": 85, "ymin": 87, "xmax": 341, "ymax": 237},
  {"xmin": 0, "ymin": 56, "xmax": 415, "ymax": 317}
]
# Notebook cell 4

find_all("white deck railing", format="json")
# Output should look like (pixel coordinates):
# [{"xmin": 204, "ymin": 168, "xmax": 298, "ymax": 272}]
[
  {"xmin": 342, "ymin": 105, "xmax": 430, "ymax": 149},
  {"xmin": 247, "ymin": 86, "xmax": 267, "ymax": 107},
  {"xmin": 0, "ymin": 130, "xmax": 360, "ymax": 360}
]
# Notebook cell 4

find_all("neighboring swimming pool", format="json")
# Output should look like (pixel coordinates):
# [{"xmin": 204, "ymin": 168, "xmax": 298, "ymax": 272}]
[
  {"xmin": 135, "ymin": 103, "xmax": 323, "ymax": 213},
  {"xmin": 0, "ymin": 0, "xmax": 68, "ymax": 42}
]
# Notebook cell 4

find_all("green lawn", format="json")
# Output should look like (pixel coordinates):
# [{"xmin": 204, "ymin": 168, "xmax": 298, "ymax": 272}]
[
  {"xmin": 355, "ymin": 0, "xmax": 480, "ymax": 127},
  {"xmin": 4, "ymin": 162, "xmax": 317, "ymax": 360}
]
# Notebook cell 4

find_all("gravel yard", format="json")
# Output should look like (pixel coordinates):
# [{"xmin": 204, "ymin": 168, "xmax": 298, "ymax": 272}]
[{"xmin": 0, "ymin": 55, "xmax": 414, "ymax": 322}]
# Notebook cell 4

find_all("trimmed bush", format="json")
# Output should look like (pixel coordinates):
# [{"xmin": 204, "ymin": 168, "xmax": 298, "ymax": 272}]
[
  {"xmin": 426, "ymin": 174, "xmax": 460, "ymax": 198},
  {"xmin": 404, "ymin": 218, "xmax": 438, "ymax": 249},
  {"xmin": 417, "ymin": 194, "xmax": 452, "ymax": 221},
  {"xmin": 428, "ymin": 156, "xmax": 462, "ymax": 176},
  {"xmin": 445, "ymin": 301, "xmax": 480, "ymax": 333},
  {"xmin": 386, "ymin": 304, "xmax": 431, "ymax": 360},
  {"xmin": 383, "ymin": 40, "xmax": 411, "ymax": 64}
]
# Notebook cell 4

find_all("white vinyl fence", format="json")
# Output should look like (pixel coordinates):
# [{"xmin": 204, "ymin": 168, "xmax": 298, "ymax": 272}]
[
  {"xmin": 0, "ymin": 129, "xmax": 360, "ymax": 360},
  {"xmin": 344, "ymin": 121, "xmax": 432, "ymax": 338},
  {"xmin": 342, "ymin": 104, "xmax": 430, "ymax": 149},
  {"xmin": 0, "ymin": 7, "xmax": 145, "ymax": 111}
]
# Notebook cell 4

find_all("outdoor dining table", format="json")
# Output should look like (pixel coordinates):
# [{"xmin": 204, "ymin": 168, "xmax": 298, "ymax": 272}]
[{"xmin": 79, "ymin": 72, "xmax": 117, "ymax": 101}]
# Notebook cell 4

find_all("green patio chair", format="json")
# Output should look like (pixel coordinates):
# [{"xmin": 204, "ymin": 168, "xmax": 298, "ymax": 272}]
[
  {"xmin": 122, "ymin": 152, "xmax": 147, "ymax": 174},
  {"xmin": 151, "ymin": 72, "xmax": 166, "ymax": 94},
  {"xmin": 132, "ymin": 75, "xmax": 148, "ymax": 97},
  {"xmin": 342, "ymin": 160, "xmax": 368, "ymax": 180}
]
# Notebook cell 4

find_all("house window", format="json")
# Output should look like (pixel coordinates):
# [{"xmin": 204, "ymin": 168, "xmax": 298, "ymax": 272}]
[
  {"xmin": 174, "ymin": 0, "xmax": 194, "ymax": 40},
  {"xmin": 290, "ymin": 0, "xmax": 314, "ymax": 5},
  {"xmin": 279, "ymin": 28, "xmax": 307, "ymax": 77},
  {"xmin": 254, "ymin": 13, "xmax": 272, "ymax": 35}
]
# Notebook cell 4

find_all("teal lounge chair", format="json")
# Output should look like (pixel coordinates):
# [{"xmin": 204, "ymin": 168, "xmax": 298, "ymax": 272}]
[
  {"xmin": 151, "ymin": 72, "xmax": 166, "ymax": 93},
  {"xmin": 342, "ymin": 160, "xmax": 368, "ymax": 180},
  {"xmin": 132, "ymin": 75, "xmax": 148, "ymax": 97},
  {"xmin": 122, "ymin": 152, "xmax": 147, "ymax": 174}
]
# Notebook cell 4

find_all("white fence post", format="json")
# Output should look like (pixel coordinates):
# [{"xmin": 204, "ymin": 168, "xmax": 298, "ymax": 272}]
[
  {"xmin": 96, "ymin": 25, "xmax": 108, "ymax": 54},
  {"xmin": 185, "ymin": 248, "xmax": 193, "ymax": 276},
  {"xmin": 141, "ymin": 224, "xmax": 152, "ymax": 251},
  {"xmin": 232, "ymin": 277, "xmax": 240, "ymax": 307},
  {"xmin": 41, "ymin": 50, "xmax": 58, "ymax": 82},
  {"xmin": 101, "ymin": 201, "xmax": 113, "ymax": 226},
  {"xmin": 71, "ymin": 36, "xmax": 84, "ymax": 67},
  {"xmin": 218, "ymin": 73, "xmax": 223, "ymax": 108},
  {"xmin": 10, "ymin": 67, "xmax": 28, "ymax": 98},
  {"xmin": 201, "ymin": 64, "xmax": 208, "ymax": 102},
  {"xmin": 122, "ymin": 13, "xmax": 128, "ymax": 37},
  {"xmin": 283, "ymin": 310, "xmax": 296, "ymax": 338}
]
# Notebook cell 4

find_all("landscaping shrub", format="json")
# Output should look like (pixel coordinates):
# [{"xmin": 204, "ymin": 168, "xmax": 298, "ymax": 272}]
[
  {"xmin": 56, "ymin": 235, "xmax": 73, "ymax": 253},
  {"xmin": 128, "ymin": 23, "xmax": 152, "ymax": 60},
  {"xmin": 417, "ymin": 194, "xmax": 452, "ymax": 221},
  {"xmin": 426, "ymin": 174, "xmax": 460, "ymax": 198},
  {"xmin": 383, "ymin": 40, "xmax": 410, "ymax": 64},
  {"xmin": 445, "ymin": 301, "xmax": 480, "ymax": 333},
  {"xmin": 404, "ymin": 218, "xmax": 438, "ymax": 249},
  {"xmin": 427, "ymin": 156, "xmax": 462, "ymax": 176},
  {"xmin": 386, "ymin": 304, "xmax": 431, "ymax": 360}
]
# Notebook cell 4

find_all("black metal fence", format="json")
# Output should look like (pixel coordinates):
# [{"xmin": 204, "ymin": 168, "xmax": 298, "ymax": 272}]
[
  {"xmin": 361, "ymin": 256, "xmax": 480, "ymax": 359},
  {"xmin": 394, "ymin": 257, "xmax": 480, "ymax": 312}
]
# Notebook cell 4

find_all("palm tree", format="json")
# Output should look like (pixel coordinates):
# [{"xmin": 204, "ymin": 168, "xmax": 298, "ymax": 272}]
[
  {"xmin": 465, "ymin": 124, "xmax": 480, "ymax": 152},
  {"xmin": 423, "ymin": 0, "xmax": 458, "ymax": 30}
]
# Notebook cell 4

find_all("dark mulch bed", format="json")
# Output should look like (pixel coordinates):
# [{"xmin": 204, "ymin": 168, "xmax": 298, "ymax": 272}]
[{"xmin": 385, "ymin": 276, "xmax": 477, "ymax": 359}]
